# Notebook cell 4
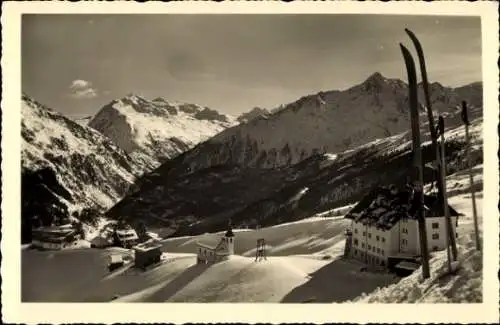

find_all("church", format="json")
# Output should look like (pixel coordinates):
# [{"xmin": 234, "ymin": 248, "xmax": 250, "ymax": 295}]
[{"xmin": 196, "ymin": 222, "xmax": 235, "ymax": 264}]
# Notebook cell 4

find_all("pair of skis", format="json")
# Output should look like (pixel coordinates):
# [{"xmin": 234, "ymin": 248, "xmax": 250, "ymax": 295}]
[{"xmin": 400, "ymin": 29, "xmax": 458, "ymax": 278}]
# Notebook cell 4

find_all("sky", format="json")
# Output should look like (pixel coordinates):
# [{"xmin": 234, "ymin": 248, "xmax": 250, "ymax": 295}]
[{"xmin": 22, "ymin": 14, "xmax": 482, "ymax": 119}]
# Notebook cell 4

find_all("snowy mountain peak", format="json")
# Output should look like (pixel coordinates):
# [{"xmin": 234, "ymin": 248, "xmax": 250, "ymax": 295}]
[
  {"xmin": 365, "ymin": 71, "xmax": 387, "ymax": 83},
  {"xmin": 352, "ymin": 72, "xmax": 404, "ymax": 93},
  {"xmin": 88, "ymin": 95, "xmax": 237, "ymax": 168},
  {"xmin": 152, "ymin": 74, "xmax": 482, "ymax": 172},
  {"xmin": 237, "ymin": 107, "xmax": 270, "ymax": 123}
]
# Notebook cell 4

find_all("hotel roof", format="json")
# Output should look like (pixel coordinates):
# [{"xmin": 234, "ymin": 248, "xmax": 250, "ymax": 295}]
[{"xmin": 345, "ymin": 185, "xmax": 460, "ymax": 230}]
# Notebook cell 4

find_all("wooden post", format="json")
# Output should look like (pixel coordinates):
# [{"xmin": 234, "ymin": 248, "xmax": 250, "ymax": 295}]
[
  {"xmin": 400, "ymin": 44, "xmax": 430, "ymax": 279},
  {"xmin": 438, "ymin": 116, "xmax": 458, "ymax": 261},
  {"xmin": 462, "ymin": 101, "xmax": 481, "ymax": 251},
  {"xmin": 438, "ymin": 119, "xmax": 452, "ymax": 272},
  {"xmin": 255, "ymin": 238, "xmax": 267, "ymax": 262}
]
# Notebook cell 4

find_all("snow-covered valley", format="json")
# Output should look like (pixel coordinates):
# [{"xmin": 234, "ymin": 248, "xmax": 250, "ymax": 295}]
[
  {"xmin": 20, "ymin": 72, "xmax": 486, "ymax": 305},
  {"xmin": 21, "ymin": 165, "xmax": 484, "ymax": 303}
]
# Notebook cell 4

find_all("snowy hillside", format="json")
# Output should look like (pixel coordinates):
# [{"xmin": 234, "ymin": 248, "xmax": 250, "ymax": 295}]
[
  {"xmin": 21, "ymin": 210, "xmax": 395, "ymax": 303},
  {"xmin": 171, "ymin": 73, "xmax": 482, "ymax": 170},
  {"xmin": 22, "ymin": 165, "xmax": 483, "ymax": 303},
  {"xmin": 21, "ymin": 94, "xmax": 148, "ymax": 240},
  {"xmin": 107, "ymin": 102, "xmax": 483, "ymax": 238},
  {"xmin": 88, "ymin": 94, "xmax": 237, "ymax": 169}
]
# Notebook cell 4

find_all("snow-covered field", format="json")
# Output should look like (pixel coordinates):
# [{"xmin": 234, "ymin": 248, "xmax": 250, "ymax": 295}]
[{"xmin": 21, "ymin": 166, "xmax": 484, "ymax": 303}]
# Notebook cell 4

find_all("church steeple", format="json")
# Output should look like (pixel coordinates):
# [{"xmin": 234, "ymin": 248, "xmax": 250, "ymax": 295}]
[{"xmin": 225, "ymin": 218, "xmax": 234, "ymax": 238}]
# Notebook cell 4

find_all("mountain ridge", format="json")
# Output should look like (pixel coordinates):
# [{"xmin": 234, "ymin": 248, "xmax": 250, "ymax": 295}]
[
  {"xmin": 169, "ymin": 73, "xmax": 482, "ymax": 172},
  {"xmin": 105, "ymin": 72, "xmax": 482, "ymax": 237},
  {"xmin": 87, "ymin": 94, "xmax": 238, "ymax": 169}
]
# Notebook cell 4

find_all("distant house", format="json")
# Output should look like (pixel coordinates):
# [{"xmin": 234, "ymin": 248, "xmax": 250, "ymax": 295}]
[
  {"xmin": 108, "ymin": 254, "xmax": 124, "ymax": 272},
  {"xmin": 196, "ymin": 223, "xmax": 235, "ymax": 264},
  {"xmin": 343, "ymin": 185, "xmax": 460, "ymax": 269},
  {"xmin": 31, "ymin": 224, "xmax": 80, "ymax": 250},
  {"xmin": 90, "ymin": 235, "xmax": 113, "ymax": 248},
  {"xmin": 134, "ymin": 241, "xmax": 163, "ymax": 270},
  {"xmin": 114, "ymin": 226, "xmax": 139, "ymax": 248}
]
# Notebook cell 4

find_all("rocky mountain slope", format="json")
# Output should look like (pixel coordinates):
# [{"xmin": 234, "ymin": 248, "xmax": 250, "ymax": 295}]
[
  {"xmin": 74, "ymin": 115, "xmax": 93, "ymax": 127},
  {"xmin": 155, "ymin": 73, "xmax": 482, "ymax": 172},
  {"xmin": 107, "ymin": 87, "xmax": 483, "ymax": 237},
  {"xmin": 21, "ymin": 94, "xmax": 149, "ymax": 241},
  {"xmin": 236, "ymin": 106, "xmax": 270, "ymax": 124},
  {"xmin": 87, "ymin": 95, "xmax": 237, "ymax": 169}
]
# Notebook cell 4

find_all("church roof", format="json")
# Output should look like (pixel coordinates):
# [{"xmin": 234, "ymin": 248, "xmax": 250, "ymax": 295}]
[
  {"xmin": 196, "ymin": 236, "xmax": 222, "ymax": 250},
  {"xmin": 224, "ymin": 228, "xmax": 235, "ymax": 237}
]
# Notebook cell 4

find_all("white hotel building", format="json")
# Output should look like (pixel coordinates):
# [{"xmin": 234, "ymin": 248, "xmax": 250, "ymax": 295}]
[{"xmin": 344, "ymin": 186, "xmax": 460, "ymax": 268}]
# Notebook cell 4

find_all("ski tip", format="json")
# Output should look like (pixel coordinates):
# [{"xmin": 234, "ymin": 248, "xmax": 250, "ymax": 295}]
[
  {"xmin": 399, "ymin": 43, "xmax": 411, "ymax": 56},
  {"xmin": 404, "ymin": 28, "xmax": 414, "ymax": 36}
]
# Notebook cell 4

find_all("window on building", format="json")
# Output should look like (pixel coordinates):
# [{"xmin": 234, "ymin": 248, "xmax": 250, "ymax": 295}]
[
  {"xmin": 368, "ymin": 245, "xmax": 371, "ymax": 250},
  {"xmin": 368, "ymin": 233, "xmax": 372, "ymax": 238},
  {"xmin": 381, "ymin": 260, "xmax": 385, "ymax": 267},
  {"xmin": 354, "ymin": 249, "xmax": 358, "ymax": 256},
  {"xmin": 381, "ymin": 250, "xmax": 385, "ymax": 256},
  {"xmin": 360, "ymin": 252, "xmax": 364, "ymax": 257},
  {"xmin": 362, "ymin": 231, "xmax": 366, "ymax": 236},
  {"xmin": 376, "ymin": 235, "xmax": 380, "ymax": 241},
  {"xmin": 382, "ymin": 237, "xmax": 386, "ymax": 243},
  {"xmin": 361, "ymin": 243, "xmax": 365, "ymax": 248},
  {"xmin": 354, "ymin": 238, "xmax": 359, "ymax": 246},
  {"xmin": 354, "ymin": 228, "xmax": 358, "ymax": 234},
  {"xmin": 372, "ymin": 246, "xmax": 376, "ymax": 252},
  {"xmin": 432, "ymin": 222, "xmax": 439, "ymax": 229},
  {"xmin": 376, "ymin": 248, "xmax": 380, "ymax": 254},
  {"xmin": 432, "ymin": 233, "xmax": 439, "ymax": 240}
]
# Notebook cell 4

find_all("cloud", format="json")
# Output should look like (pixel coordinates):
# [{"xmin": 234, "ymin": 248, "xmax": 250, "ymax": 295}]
[{"xmin": 68, "ymin": 79, "xmax": 98, "ymax": 99}]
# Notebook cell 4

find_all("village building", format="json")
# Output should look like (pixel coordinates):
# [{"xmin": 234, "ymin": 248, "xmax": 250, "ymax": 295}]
[
  {"xmin": 114, "ymin": 226, "xmax": 139, "ymax": 248},
  {"xmin": 108, "ymin": 254, "xmax": 125, "ymax": 272},
  {"xmin": 196, "ymin": 223, "xmax": 235, "ymax": 264},
  {"xmin": 90, "ymin": 223, "xmax": 116, "ymax": 248},
  {"xmin": 343, "ymin": 185, "xmax": 460, "ymax": 271},
  {"xmin": 90, "ymin": 235, "xmax": 113, "ymax": 248},
  {"xmin": 134, "ymin": 240, "xmax": 163, "ymax": 270},
  {"xmin": 31, "ymin": 223, "xmax": 80, "ymax": 250}
]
